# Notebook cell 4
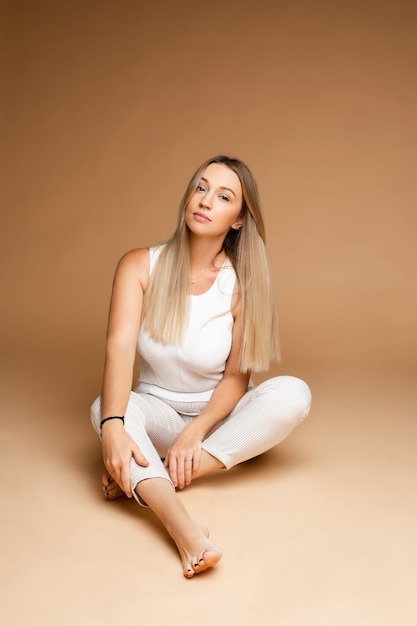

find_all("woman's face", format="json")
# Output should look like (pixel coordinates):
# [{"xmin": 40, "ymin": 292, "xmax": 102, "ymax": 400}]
[{"xmin": 184, "ymin": 163, "xmax": 243, "ymax": 239}]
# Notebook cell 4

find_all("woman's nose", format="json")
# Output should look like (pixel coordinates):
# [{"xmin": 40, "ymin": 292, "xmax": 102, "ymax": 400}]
[{"xmin": 199, "ymin": 192, "xmax": 213, "ymax": 209}]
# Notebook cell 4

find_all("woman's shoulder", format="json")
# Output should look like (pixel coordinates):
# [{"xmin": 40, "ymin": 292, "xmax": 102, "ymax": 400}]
[
  {"xmin": 115, "ymin": 248, "xmax": 151, "ymax": 289},
  {"xmin": 118, "ymin": 247, "xmax": 150, "ymax": 266}
]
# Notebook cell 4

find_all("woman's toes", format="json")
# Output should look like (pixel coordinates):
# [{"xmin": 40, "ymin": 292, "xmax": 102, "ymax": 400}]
[
  {"xmin": 102, "ymin": 470, "xmax": 112, "ymax": 486},
  {"xmin": 192, "ymin": 549, "xmax": 222, "ymax": 573},
  {"xmin": 102, "ymin": 475, "xmax": 124, "ymax": 500},
  {"xmin": 182, "ymin": 559, "xmax": 195, "ymax": 578},
  {"xmin": 192, "ymin": 552, "xmax": 205, "ymax": 570}
]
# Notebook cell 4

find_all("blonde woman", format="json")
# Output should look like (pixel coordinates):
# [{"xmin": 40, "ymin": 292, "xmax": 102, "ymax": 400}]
[{"xmin": 91, "ymin": 155, "xmax": 311, "ymax": 578}]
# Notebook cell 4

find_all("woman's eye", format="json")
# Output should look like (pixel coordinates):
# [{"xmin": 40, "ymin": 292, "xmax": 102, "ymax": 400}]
[
  {"xmin": 220, "ymin": 194, "xmax": 229, "ymax": 202},
  {"xmin": 196, "ymin": 185, "xmax": 206, "ymax": 192}
]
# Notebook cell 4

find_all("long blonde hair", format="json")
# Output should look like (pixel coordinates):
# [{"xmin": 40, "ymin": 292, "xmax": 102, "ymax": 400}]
[{"xmin": 143, "ymin": 155, "xmax": 280, "ymax": 372}]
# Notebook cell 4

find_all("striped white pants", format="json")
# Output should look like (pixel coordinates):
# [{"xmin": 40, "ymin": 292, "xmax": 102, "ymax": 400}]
[{"xmin": 91, "ymin": 376, "xmax": 311, "ymax": 503}]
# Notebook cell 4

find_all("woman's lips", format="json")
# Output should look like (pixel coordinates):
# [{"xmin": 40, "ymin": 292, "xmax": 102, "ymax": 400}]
[{"xmin": 193, "ymin": 212, "xmax": 211, "ymax": 222}]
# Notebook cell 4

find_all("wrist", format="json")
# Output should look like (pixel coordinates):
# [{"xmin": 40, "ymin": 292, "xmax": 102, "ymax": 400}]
[
  {"xmin": 100, "ymin": 416, "xmax": 125, "ymax": 433},
  {"xmin": 184, "ymin": 419, "xmax": 207, "ymax": 441}
]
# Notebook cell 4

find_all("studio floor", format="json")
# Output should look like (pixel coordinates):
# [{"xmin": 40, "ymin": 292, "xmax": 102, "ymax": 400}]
[{"xmin": 1, "ymin": 360, "xmax": 416, "ymax": 626}]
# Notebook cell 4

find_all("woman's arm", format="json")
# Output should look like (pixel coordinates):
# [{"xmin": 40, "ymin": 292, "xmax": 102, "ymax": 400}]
[
  {"xmin": 100, "ymin": 248, "xmax": 150, "ymax": 497},
  {"xmin": 164, "ymin": 293, "xmax": 250, "ymax": 488}
]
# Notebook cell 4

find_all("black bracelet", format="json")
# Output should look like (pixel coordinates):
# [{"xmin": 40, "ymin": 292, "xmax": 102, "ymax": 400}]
[{"xmin": 100, "ymin": 416, "xmax": 125, "ymax": 432}]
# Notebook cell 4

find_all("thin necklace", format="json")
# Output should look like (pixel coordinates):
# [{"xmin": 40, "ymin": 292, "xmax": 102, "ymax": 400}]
[{"xmin": 191, "ymin": 253, "xmax": 222, "ymax": 284}]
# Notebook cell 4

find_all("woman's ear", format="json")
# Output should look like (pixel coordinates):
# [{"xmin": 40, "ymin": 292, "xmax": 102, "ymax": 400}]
[{"xmin": 231, "ymin": 218, "xmax": 243, "ymax": 230}]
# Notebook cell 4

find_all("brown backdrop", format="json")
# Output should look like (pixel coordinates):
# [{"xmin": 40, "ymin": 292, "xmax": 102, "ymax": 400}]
[{"xmin": 2, "ymin": 0, "xmax": 416, "ymax": 397}]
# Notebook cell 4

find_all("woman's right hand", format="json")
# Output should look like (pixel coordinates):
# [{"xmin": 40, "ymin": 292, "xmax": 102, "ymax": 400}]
[{"xmin": 101, "ymin": 421, "xmax": 149, "ymax": 498}]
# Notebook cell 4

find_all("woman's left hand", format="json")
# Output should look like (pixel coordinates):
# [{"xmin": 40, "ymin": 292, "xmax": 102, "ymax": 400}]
[{"xmin": 164, "ymin": 427, "xmax": 203, "ymax": 489}]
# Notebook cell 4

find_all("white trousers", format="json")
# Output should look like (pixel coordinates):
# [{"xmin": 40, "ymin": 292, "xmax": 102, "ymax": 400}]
[{"xmin": 91, "ymin": 376, "xmax": 311, "ymax": 504}]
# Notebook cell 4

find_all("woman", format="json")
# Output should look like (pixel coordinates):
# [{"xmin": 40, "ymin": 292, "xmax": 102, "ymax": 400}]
[{"xmin": 91, "ymin": 155, "xmax": 311, "ymax": 578}]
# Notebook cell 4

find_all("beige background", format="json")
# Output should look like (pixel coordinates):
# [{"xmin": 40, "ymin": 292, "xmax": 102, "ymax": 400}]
[{"xmin": 1, "ymin": 1, "xmax": 416, "ymax": 625}]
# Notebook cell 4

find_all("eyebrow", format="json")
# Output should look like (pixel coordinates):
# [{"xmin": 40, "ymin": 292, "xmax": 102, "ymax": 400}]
[{"xmin": 200, "ymin": 177, "xmax": 237, "ymax": 197}]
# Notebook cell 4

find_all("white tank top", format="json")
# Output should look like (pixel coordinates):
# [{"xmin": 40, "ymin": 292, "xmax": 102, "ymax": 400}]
[{"xmin": 135, "ymin": 245, "xmax": 237, "ymax": 402}]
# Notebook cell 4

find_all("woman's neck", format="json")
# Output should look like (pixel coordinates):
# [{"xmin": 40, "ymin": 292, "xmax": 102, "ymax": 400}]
[{"xmin": 188, "ymin": 237, "xmax": 226, "ymax": 272}]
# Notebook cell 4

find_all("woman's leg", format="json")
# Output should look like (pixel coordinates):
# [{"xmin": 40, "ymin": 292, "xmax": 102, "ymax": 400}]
[
  {"xmin": 199, "ymin": 375, "xmax": 311, "ymax": 473},
  {"xmin": 92, "ymin": 393, "xmax": 172, "ymax": 500},
  {"xmin": 91, "ymin": 392, "xmax": 222, "ymax": 577},
  {"xmin": 91, "ymin": 391, "xmax": 192, "ymax": 500},
  {"xmin": 136, "ymin": 478, "xmax": 221, "ymax": 577}
]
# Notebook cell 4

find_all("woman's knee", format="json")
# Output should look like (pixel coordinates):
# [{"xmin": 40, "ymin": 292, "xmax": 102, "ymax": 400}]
[
  {"xmin": 90, "ymin": 396, "xmax": 102, "ymax": 434},
  {"xmin": 286, "ymin": 376, "xmax": 311, "ymax": 418},
  {"xmin": 258, "ymin": 375, "xmax": 312, "ymax": 421}
]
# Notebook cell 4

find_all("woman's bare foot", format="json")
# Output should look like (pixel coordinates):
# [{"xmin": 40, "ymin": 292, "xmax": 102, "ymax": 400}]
[
  {"xmin": 176, "ymin": 522, "xmax": 222, "ymax": 578},
  {"xmin": 102, "ymin": 470, "xmax": 125, "ymax": 500},
  {"xmin": 135, "ymin": 477, "xmax": 222, "ymax": 578}
]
